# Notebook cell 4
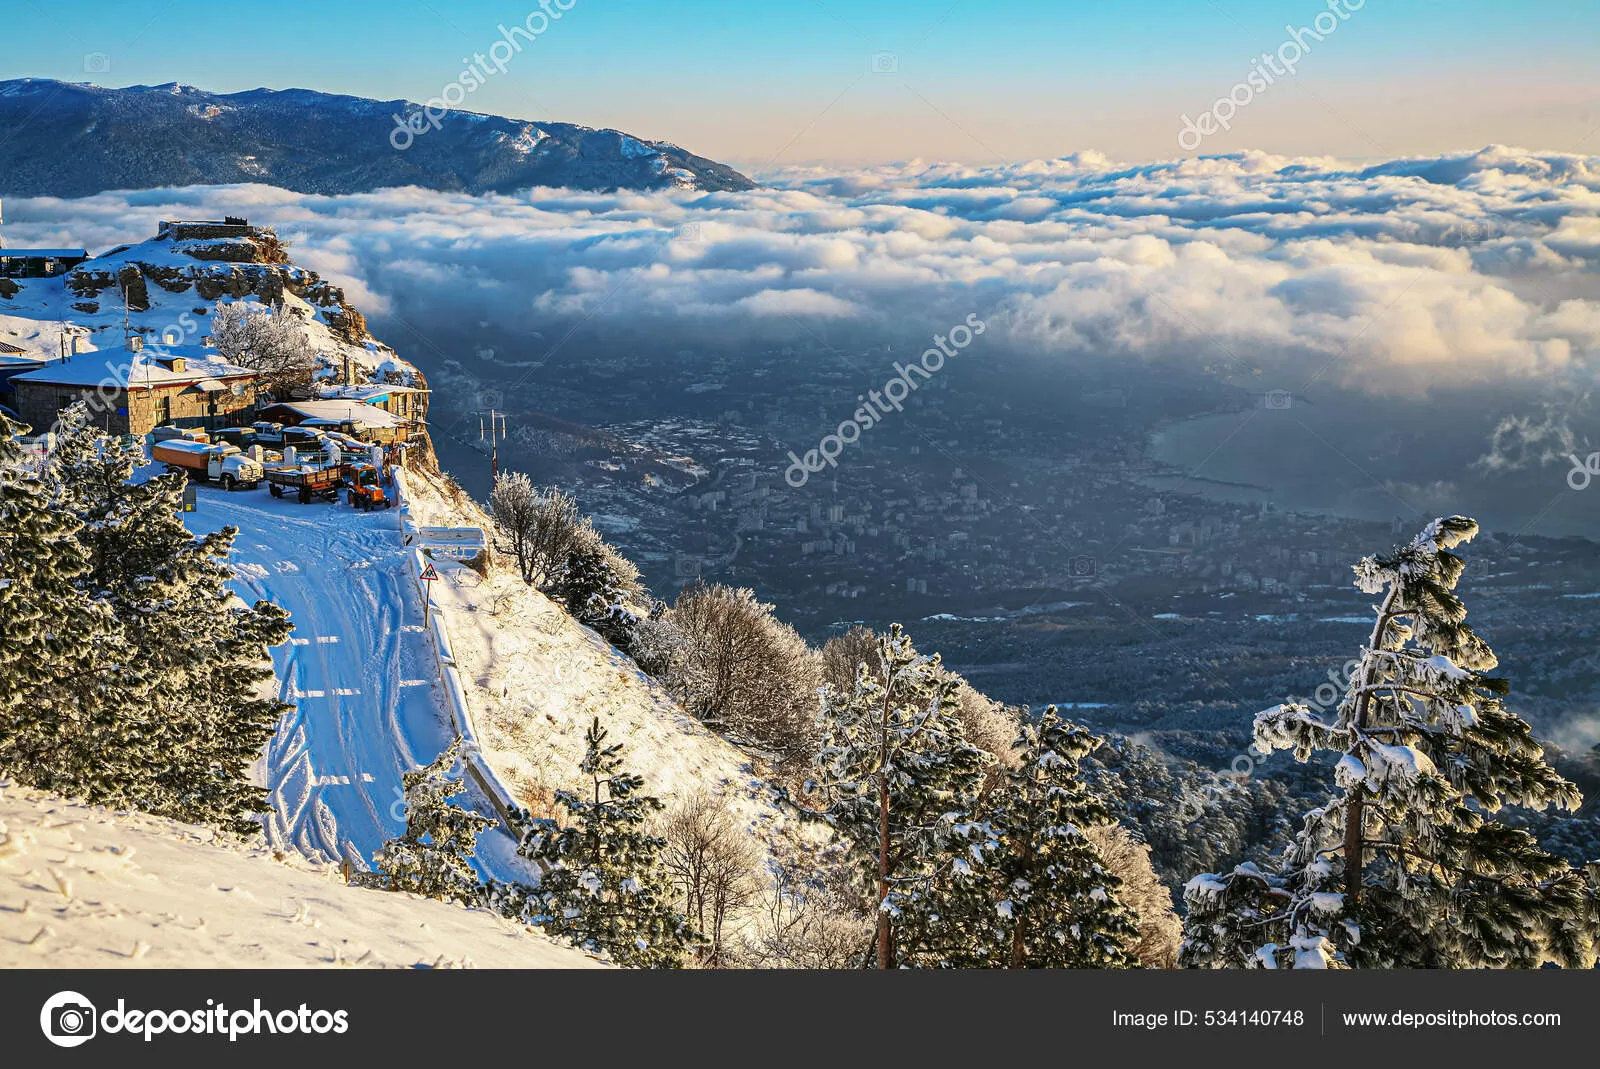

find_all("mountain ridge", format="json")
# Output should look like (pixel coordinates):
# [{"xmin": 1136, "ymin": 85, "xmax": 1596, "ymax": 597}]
[{"xmin": 0, "ymin": 79, "xmax": 757, "ymax": 197}]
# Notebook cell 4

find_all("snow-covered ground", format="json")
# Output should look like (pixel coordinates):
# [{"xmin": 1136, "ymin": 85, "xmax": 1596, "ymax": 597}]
[
  {"xmin": 398, "ymin": 475, "xmax": 802, "ymax": 862},
  {"xmin": 0, "ymin": 228, "xmax": 410, "ymax": 386},
  {"xmin": 195, "ymin": 476, "xmax": 530, "ymax": 883},
  {"xmin": 0, "ymin": 782, "xmax": 602, "ymax": 968}
]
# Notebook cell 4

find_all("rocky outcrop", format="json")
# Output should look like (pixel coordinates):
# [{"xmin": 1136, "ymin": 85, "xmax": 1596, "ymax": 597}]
[{"xmin": 66, "ymin": 225, "xmax": 372, "ymax": 347}]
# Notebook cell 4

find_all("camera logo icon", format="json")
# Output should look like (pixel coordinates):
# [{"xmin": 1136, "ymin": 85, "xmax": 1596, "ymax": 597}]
[
  {"xmin": 83, "ymin": 52, "xmax": 111, "ymax": 75},
  {"xmin": 1264, "ymin": 389, "xmax": 1293, "ymax": 410},
  {"xmin": 870, "ymin": 51, "xmax": 899, "ymax": 74},
  {"xmin": 41, "ymin": 991, "xmax": 97, "ymax": 1048},
  {"xmin": 1069, "ymin": 555, "xmax": 1097, "ymax": 578}
]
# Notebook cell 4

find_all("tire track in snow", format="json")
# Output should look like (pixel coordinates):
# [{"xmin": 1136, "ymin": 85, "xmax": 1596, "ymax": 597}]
[{"xmin": 202, "ymin": 487, "xmax": 475, "ymax": 870}]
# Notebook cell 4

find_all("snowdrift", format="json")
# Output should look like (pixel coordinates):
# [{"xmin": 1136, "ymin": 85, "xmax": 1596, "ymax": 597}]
[{"xmin": 0, "ymin": 782, "xmax": 604, "ymax": 969}]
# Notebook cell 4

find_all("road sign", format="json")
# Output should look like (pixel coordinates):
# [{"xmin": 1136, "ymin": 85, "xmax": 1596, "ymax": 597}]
[
  {"xmin": 182, "ymin": 486, "xmax": 197, "ymax": 513},
  {"xmin": 420, "ymin": 562, "xmax": 439, "ymax": 582}
]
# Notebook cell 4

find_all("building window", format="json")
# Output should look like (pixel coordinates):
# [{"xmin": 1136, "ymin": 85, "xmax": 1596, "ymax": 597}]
[{"xmin": 153, "ymin": 394, "xmax": 171, "ymax": 425}]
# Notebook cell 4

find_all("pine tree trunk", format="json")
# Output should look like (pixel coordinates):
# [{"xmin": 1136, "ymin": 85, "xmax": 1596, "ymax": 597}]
[
  {"xmin": 1343, "ymin": 795, "xmax": 1363, "ymax": 906},
  {"xmin": 1346, "ymin": 589, "xmax": 1398, "ymax": 906}
]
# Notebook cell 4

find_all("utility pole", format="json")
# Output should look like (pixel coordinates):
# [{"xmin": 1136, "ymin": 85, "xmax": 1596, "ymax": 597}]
[{"xmin": 480, "ymin": 409, "xmax": 507, "ymax": 481}]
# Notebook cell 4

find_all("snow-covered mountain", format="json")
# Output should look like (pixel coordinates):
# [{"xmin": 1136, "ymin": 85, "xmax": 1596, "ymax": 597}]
[{"xmin": 0, "ymin": 80, "xmax": 756, "ymax": 197}]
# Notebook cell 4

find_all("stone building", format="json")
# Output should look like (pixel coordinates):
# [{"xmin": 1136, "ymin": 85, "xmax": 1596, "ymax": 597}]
[{"xmin": 11, "ymin": 341, "xmax": 259, "ymax": 437}]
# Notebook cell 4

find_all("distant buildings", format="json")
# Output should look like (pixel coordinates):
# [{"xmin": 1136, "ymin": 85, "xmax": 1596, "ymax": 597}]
[
  {"xmin": 0, "ymin": 198, "xmax": 89, "ymax": 279},
  {"xmin": 0, "ymin": 248, "xmax": 89, "ymax": 279}
]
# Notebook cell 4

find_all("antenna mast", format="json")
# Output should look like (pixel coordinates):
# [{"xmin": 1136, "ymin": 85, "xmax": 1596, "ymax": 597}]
[{"xmin": 480, "ymin": 409, "xmax": 507, "ymax": 481}]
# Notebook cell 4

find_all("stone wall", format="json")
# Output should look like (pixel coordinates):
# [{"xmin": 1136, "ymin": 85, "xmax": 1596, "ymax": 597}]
[{"xmin": 13, "ymin": 376, "xmax": 258, "ymax": 437}]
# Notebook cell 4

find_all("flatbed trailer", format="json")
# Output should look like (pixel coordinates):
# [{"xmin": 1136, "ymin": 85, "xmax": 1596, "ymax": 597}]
[{"xmin": 264, "ymin": 463, "xmax": 349, "ymax": 504}]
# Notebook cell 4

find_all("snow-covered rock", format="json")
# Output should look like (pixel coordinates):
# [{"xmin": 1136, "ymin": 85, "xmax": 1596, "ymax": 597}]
[{"xmin": 0, "ymin": 222, "xmax": 410, "ymax": 390}]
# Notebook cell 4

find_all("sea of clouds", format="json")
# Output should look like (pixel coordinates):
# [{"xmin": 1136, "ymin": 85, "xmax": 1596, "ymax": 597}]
[{"xmin": 6, "ymin": 144, "xmax": 1599, "ymax": 474}]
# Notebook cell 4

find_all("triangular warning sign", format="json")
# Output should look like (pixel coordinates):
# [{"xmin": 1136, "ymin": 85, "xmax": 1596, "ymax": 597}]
[{"xmin": 420, "ymin": 562, "xmax": 439, "ymax": 581}]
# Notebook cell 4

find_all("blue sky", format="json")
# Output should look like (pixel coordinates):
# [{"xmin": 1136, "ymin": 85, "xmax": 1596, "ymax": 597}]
[{"xmin": 5, "ymin": 0, "xmax": 1599, "ymax": 166}]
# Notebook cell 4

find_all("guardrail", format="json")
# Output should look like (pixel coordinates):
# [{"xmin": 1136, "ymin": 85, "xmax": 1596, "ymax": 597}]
[{"xmin": 392, "ymin": 470, "xmax": 524, "ymax": 838}]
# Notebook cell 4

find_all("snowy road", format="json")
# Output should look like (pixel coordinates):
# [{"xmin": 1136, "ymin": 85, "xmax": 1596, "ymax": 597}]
[{"xmin": 199, "ymin": 482, "xmax": 524, "ymax": 881}]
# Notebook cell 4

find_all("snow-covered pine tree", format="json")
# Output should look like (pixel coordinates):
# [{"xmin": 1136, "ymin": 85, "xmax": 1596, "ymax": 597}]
[
  {"xmin": 939, "ymin": 707, "xmax": 1140, "ymax": 968},
  {"xmin": 1182, "ymin": 517, "xmax": 1600, "ymax": 969},
  {"xmin": 806, "ymin": 623, "xmax": 994, "ymax": 968},
  {"xmin": 0, "ymin": 411, "xmax": 143, "ymax": 796},
  {"xmin": 357, "ymin": 738, "xmax": 495, "ymax": 905},
  {"xmin": 545, "ymin": 524, "xmax": 646, "ymax": 650},
  {"xmin": 45, "ymin": 406, "xmax": 292, "ymax": 832},
  {"xmin": 502, "ymin": 717, "xmax": 698, "ymax": 967}
]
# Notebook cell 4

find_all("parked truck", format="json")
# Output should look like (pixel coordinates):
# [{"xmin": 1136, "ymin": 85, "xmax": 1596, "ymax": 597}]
[
  {"xmin": 209, "ymin": 426, "xmax": 259, "ymax": 451},
  {"xmin": 252, "ymin": 422, "xmax": 327, "ymax": 451},
  {"xmin": 151, "ymin": 439, "xmax": 264, "ymax": 491}
]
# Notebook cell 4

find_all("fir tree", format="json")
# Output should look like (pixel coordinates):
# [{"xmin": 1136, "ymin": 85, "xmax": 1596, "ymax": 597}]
[
  {"xmin": 0, "ymin": 411, "xmax": 148, "ymax": 801},
  {"xmin": 805, "ymin": 624, "xmax": 994, "ymax": 968},
  {"xmin": 358, "ymin": 738, "xmax": 495, "ymax": 906},
  {"xmin": 45, "ymin": 406, "xmax": 292, "ymax": 832},
  {"xmin": 938, "ymin": 707, "xmax": 1140, "ymax": 968},
  {"xmin": 499, "ymin": 718, "xmax": 699, "ymax": 967},
  {"xmin": 1182, "ymin": 517, "xmax": 1600, "ymax": 969},
  {"xmin": 545, "ymin": 525, "xmax": 646, "ymax": 650}
]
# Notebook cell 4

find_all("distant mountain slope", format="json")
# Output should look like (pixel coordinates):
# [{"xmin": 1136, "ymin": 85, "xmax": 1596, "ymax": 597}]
[{"xmin": 0, "ymin": 80, "xmax": 756, "ymax": 197}]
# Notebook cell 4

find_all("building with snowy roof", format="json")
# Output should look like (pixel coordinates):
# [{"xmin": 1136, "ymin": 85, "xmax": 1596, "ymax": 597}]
[
  {"xmin": 257, "ymin": 398, "xmax": 415, "ymax": 444},
  {"xmin": 313, "ymin": 381, "xmax": 428, "ymax": 423},
  {"xmin": 0, "ymin": 248, "xmax": 89, "ymax": 279},
  {"xmin": 11, "ymin": 341, "xmax": 260, "ymax": 437},
  {"xmin": 0, "ymin": 344, "xmax": 46, "ymax": 414},
  {"xmin": 0, "ymin": 197, "xmax": 89, "ymax": 278}
]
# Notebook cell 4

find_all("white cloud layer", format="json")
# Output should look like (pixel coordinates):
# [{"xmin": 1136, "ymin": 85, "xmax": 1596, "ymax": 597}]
[{"xmin": 7, "ymin": 144, "xmax": 1600, "ymax": 394}]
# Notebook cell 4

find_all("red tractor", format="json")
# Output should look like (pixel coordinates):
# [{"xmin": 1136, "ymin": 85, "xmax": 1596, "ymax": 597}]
[{"xmin": 346, "ymin": 464, "xmax": 393, "ymax": 511}]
